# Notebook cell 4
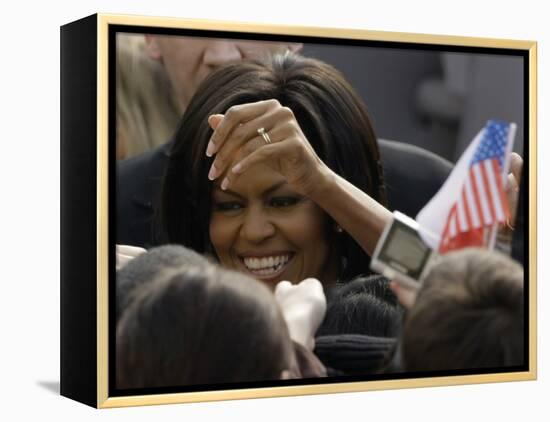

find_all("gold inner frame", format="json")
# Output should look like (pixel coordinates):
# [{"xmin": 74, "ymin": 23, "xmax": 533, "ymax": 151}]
[{"xmin": 96, "ymin": 13, "xmax": 537, "ymax": 408}]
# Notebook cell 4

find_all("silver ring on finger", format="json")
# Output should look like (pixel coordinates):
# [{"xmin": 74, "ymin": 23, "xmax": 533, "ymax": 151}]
[{"xmin": 257, "ymin": 127, "xmax": 272, "ymax": 145}]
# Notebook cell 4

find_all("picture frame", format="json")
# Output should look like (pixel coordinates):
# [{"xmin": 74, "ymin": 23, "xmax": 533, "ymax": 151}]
[{"xmin": 60, "ymin": 13, "xmax": 537, "ymax": 408}]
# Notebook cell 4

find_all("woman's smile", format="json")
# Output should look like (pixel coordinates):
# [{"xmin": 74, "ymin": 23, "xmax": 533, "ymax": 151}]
[{"xmin": 239, "ymin": 252, "xmax": 295, "ymax": 280}]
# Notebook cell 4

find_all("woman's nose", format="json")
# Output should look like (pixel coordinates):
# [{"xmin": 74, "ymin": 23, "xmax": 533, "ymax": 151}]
[
  {"xmin": 240, "ymin": 208, "xmax": 276, "ymax": 244},
  {"xmin": 203, "ymin": 41, "xmax": 244, "ymax": 68}
]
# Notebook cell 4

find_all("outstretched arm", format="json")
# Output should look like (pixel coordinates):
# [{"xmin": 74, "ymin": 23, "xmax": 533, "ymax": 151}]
[{"xmin": 305, "ymin": 164, "xmax": 391, "ymax": 256}]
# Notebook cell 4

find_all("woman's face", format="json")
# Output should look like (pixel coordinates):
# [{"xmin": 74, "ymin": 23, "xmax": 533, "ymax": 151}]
[{"xmin": 209, "ymin": 163, "xmax": 338, "ymax": 288}]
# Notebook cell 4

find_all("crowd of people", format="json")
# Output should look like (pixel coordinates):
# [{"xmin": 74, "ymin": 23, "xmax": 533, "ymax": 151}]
[{"xmin": 115, "ymin": 33, "xmax": 525, "ymax": 390}]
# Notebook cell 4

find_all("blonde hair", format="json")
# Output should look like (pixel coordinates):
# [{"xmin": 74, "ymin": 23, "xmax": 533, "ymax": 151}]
[{"xmin": 116, "ymin": 33, "xmax": 181, "ymax": 159}]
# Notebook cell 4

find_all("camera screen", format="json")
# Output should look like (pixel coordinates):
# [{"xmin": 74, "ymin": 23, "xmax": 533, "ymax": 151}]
[{"xmin": 379, "ymin": 222, "xmax": 431, "ymax": 279}]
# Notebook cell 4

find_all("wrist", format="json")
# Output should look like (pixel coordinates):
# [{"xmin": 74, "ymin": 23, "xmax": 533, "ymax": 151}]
[{"xmin": 303, "ymin": 162, "xmax": 336, "ymax": 200}]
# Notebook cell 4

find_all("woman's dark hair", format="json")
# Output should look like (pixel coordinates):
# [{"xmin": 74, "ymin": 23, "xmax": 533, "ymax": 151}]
[
  {"xmin": 402, "ymin": 248, "xmax": 524, "ymax": 372},
  {"xmin": 116, "ymin": 265, "xmax": 296, "ymax": 389},
  {"xmin": 160, "ymin": 52, "xmax": 387, "ymax": 282}
]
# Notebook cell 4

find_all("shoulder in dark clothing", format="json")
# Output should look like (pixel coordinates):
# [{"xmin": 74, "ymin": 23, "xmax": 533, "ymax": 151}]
[{"xmin": 116, "ymin": 142, "xmax": 172, "ymax": 248}]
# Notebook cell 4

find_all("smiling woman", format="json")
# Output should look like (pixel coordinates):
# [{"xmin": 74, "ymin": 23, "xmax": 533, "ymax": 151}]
[{"xmin": 160, "ymin": 52, "xmax": 391, "ymax": 287}]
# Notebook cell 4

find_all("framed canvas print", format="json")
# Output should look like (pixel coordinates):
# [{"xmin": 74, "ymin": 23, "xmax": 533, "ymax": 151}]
[{"xmin": 60, "ymin": 13, "xmax": 537, "ymax": 408}]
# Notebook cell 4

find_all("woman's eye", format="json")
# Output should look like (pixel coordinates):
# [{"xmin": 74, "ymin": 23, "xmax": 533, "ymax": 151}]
[
  {"xmin": 213, "ymin": 201, "xmax": 243, "ymax": 212},
  {"xmin": 269, "ymin": 197, "xmax": 299, "ymax": 208}
]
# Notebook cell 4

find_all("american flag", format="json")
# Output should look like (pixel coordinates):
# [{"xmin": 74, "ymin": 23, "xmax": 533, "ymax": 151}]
[
  {"xmin": 416, "ymin": 120, "xmax": 516, "ymax": 254},
  {"xmin": 439, "ymin": 121, "xmax": 512, "ymax": 252}
]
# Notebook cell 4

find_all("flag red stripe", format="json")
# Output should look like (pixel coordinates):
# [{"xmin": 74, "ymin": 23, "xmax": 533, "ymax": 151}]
[
  {"xmin": 455, "ymin": 202, "xmax": 461, "ymax": 233},
  {"xmin": 484, "ymin": 159, "xmax": 505, "ymax": 221},
  {"xmin": 465, "ymin": 177, "xmax": 481, "ymax": 228},
  {"xmin": 440, "ymin": 228, "xmax": 486, "ymax": 253},
  {"xmin": 462, "ymin": 188, "xmax": 474, "ymax": 230},
  {"xmin": 479, "ymin": 162, "xmax": 497, "ymax": 222},
  {"xmin": 452, "ymin": 204, "xmax": 459, "ymax": 234},
  {"xmin": 439, "ymin": 204, "xmax": 456, "ymax": 251},
  {"xmin": 470, "ymin": 168, "xmax": 488, "ymax": 226}
]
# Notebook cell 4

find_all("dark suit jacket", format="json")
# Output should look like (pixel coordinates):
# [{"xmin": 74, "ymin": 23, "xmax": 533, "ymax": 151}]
[
  {"xmin": 378, "ymin": 139, "xmax": 452, "ymax": 217},
  {"xmin": 116, "ymin": 139, "xmax": 452, "ymax": 248},
  {"xmin": 116, "ymin": 142, "xmax": 171, "ymax": 248}
]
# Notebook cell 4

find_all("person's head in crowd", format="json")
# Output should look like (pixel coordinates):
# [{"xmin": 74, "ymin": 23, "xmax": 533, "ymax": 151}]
[
  {"xmin": 145, "ymin": 35, "xmax": 302, "ymax": 113},
  {"xmin": 116, "ymin": 244, "xmax": 210, "ymax": 321},
  {"xmin": 313, "ymin": 276, "xmax": 402, "ymax": 376},
  {"xmin": 161, "ymin": 52, "xmax": 387, "ymax": 289},
  {"xmin": 317, "ymin": 275, "xmax": 402, "ymax": 337},
  {"xmin": 116, "ymin": 264, "xmax": 299, "ymax": 389},
  {"xmin": 401, "ymin": 248, "xmax": 524, "ymax": 372},
  {"xmin": 116, "ymin": 34, "xmax": 181, "ymax": 158}
]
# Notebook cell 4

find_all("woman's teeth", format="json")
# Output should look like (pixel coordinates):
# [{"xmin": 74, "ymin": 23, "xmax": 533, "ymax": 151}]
[{"xmin": 243, "ymin": 254, "xmax": 291, "ymax": 276}]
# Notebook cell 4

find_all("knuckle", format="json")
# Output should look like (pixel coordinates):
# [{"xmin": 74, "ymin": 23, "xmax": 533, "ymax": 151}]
[
  {"xmin": 225, "ymin": 105, "xmax": 240, "ymax": 121},
  {"xmin": 267, "ymin": 98, "xmax": 281, "ymax": 108},
  {"xmin": 233, "ymin": 125, "xmax": 247, "ymax": 144},
  {"xmin": 280, "ymin": 106, "xmax": 294, "ymax": 119},
  {"xmin": 283, "ymin": 120, "xmax": 296, "ymax": 134}
]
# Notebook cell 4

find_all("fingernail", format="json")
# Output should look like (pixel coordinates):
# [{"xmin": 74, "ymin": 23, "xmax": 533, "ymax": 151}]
[
  {"xmin": 206, "ymin": 140, "xmax": 215, "ymax": 157},
  {"xmin": 208, "ymin": 165, "xmax": 218, "ymax": 180},
  {"xmin": 221, "ymin": 178, "xmax": 229, "ymax": 191},
  {"xmin": 232, "ymin": 163, "xmax": 242, "ymax": 174}
]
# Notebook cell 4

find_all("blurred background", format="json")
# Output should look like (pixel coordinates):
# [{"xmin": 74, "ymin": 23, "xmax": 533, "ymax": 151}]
[
  {"xmin": 116, "ymin": 33, "xmax": 525, "ymax": 163},
  {"xmin": 303, "ymin": 43, "xmax": 524, "ymax": 161}
]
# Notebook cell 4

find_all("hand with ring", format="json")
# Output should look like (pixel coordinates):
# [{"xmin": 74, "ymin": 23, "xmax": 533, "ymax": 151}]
[{"xmin": 205, "ymin": 99, "xmax": 331, "ymax": 196}]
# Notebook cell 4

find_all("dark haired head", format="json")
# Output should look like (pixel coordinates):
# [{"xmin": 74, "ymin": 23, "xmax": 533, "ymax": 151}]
[
  {"xmin": 402, "ymin": 248, "xmax": 524, "ymax": 372},
  {"xmin": 116, "ymin": 244, "xmax": 210, "ymax": 321},
  {"xmin": 161, "ymin": 52, "xmax": 387, "ymax": 282},
  {"xmin": 116, "ymin": 265, "xmax": 297, "ymax": 389},
  {"xmin": 318, "ymin": 275, "xmax": 402, "ymax": 337}
]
